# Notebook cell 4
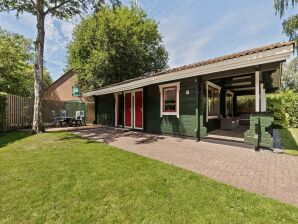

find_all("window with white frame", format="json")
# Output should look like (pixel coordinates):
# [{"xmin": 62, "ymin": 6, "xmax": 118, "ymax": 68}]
[
  {"xmin": 206, "ymin": 81, "xmax": 221, "ymax": 120},
  {"xmin": 159, "ymin": 82, "xmax": 180, "ymax": 118}
]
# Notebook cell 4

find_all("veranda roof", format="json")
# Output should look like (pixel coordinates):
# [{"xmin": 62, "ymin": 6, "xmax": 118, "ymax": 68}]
[{"xmin": 83, "ymin": 41, "xmax": 294, "ymax": 97}]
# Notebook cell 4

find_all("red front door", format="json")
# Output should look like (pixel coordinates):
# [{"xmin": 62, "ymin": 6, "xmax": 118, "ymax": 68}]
[
  {"xmin": 134, "ymin": 90, "xmax": 143, "ymax": 129},
  {"xmin": 125, "ymin": 92, "xmax": 132, "ymax": 127}
]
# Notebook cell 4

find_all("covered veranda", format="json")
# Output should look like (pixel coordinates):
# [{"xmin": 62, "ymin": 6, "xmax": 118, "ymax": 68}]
[{"xmin": 202, "ymin": 62, "xmax": 282, "ymax": 146}]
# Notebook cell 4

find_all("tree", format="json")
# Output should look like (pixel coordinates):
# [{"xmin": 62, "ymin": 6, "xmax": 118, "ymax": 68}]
[
  {"xmin": 274, "ymin": 0, "xmax": 298, "ymax": 44},
  {"xmin": 0, "ymin": 28, "xmax": 52, "ymax": 97},
  {"xmin": 282, "ymin": 57, "xmax": 298, "ymax": 90},
  {"xmin": 0, "ymin": 0, "xmax": 118, "ymax": 133},
  {"xmin": 67, "ymin": 6, "xmax": 168, "ymax": 91}
]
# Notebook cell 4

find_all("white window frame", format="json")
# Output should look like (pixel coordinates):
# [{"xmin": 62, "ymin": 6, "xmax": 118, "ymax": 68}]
[
  {"xmin": 159, "ymin": 82, "xmax": 180, "ymax": 118},
  {"xmin": 206, "ymin": 81, "xmax": 221, "ymax": 121}
]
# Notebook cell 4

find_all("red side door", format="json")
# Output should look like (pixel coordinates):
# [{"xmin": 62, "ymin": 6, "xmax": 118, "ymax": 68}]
[
  {"xmin": 134, "ymin": 90, "xmax": 143, "ymax": 129},
  {"xmin": 125, "ymin": 92, "xmax": 132, "ymax": 127}
]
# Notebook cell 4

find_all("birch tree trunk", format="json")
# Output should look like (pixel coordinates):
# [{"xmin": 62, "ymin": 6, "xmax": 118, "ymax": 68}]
[{"xmin": 32, "ymin": 0, "xmax": 45, "ymax": 133}]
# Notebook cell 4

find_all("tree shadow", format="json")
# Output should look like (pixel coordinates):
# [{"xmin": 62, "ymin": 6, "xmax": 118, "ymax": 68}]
[
  {"xmin": 72, "ymin": 127, "xmax": 166, "ymax": 145},
  {"xmin": 0, "ymin": 131, "xmax": 32, "ymax": 148}
]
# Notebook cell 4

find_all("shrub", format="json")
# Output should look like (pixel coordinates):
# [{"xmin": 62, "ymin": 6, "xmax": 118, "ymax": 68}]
[
  {"xmin": 267, "ymin": 89, "xmax": 298, "ymax": 128},
  {"xmin": 0, "ymin": 92, "xmax": 7, "ymax": 133}
]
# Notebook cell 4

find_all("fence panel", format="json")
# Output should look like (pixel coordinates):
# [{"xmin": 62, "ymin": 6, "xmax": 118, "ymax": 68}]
[
  {"xmin": 44, "ymin": 100, "xmax": 95, "ymax": 125},
  {"xmin": 6, "ymin": 94, "xmax": 33, "ymax": 130},
  {"xmin": 6, "ymin": 96, "xmax": 95, "ymax": 129}
]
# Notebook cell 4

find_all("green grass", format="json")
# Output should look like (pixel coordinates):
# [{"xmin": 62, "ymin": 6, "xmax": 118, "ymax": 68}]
[
  {"xmin": 0, "ymin": 132, "xmax": 298, "ymax": 223},
  {"xmin": 280, "ymin": 128, "xmax": 298, "ymax": 156}
]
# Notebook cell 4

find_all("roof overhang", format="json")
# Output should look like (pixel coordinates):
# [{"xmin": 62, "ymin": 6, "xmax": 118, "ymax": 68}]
[{"xmin": 83, "ymin": 44, "xmax": 293, "ymax": 97}]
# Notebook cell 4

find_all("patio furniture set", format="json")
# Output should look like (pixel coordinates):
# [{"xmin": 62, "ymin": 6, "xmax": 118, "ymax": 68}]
[{"xmin": 52, "ymin": 110, "xmax": 86, "ymax": 127}]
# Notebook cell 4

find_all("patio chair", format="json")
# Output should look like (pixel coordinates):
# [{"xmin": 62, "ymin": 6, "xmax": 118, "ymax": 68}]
[
  {"xmin": 75, "ymin": 111, "xmax": 86, "ymax": 126},
  {"xmin": 60, "ymin": 110, "xmax": 67, "ymax": 118},
  {"xmin": 56, "ymin": 110, "xmax": 67, "ymax": 127},
  {"xmin": 52, "ymin": 110, "xmax": 60, "ymax": 127}
]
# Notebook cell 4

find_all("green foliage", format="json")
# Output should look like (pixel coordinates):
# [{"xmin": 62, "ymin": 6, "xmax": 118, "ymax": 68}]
[
  {"xmin": 282, "ymin": 57, "xmax": 298, "ymax": 90},
  {"xmin": 237, "ymin": 95, "xmax": 255, "ymax": 113},
  {"xmin": 274, "ymin": 0, "xmax": 298, "ymax": 45},
  {"xmin": 0, "ymin": 92, "xmax": 7, "ymax": 133},
  {"xmin": 0, "ymin": 28, "xmax": 52, "ymax": 97},
  {"xmin": 267, "ymin": 89, "xmax": 298, "ymax": 128},
  {"xmin": 68, "ymin": 6, "xmax": 169, "ymax": 91}
]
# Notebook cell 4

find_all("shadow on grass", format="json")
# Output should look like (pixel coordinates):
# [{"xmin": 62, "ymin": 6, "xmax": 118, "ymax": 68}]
[{"xmin": 0, "ymin": 131, "xmax": 32, "ymax": 149}]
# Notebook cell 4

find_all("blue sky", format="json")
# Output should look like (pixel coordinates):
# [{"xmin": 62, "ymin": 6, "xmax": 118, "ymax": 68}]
[{"xmin": 0, "ymin": 0, "xmax": 294, "ymax": 80}]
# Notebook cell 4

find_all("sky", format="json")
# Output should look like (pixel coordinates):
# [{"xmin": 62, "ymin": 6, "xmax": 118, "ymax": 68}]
[{"xmin": 0, "ymin": 0, "xmax": 295, "ymax": 80}]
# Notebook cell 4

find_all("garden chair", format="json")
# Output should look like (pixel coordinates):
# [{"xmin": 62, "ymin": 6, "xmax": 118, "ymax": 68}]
[
  {"xmin": 52, "ymin": 110, "xmax": 60, "ymax": 127},
  {"xmin": 76, "ymin": 111, "xmax": 86, "ymax": 126}
]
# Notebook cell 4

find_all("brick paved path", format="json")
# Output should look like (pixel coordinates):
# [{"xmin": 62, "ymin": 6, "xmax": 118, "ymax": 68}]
[{"xmin": 73, "ymin": 128, "xmax": 298, "ymax": 206}]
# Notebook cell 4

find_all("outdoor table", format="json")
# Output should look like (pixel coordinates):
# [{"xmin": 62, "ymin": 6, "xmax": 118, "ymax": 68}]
[{"xmin": 53, "ymin": 116, "xmax": 80, "ymax": 127}]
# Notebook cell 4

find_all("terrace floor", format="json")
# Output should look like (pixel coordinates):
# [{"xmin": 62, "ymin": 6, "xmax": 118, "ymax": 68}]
[{"xmin": 207, "ymin": 125, "xmax": 248, "ymax": 143}]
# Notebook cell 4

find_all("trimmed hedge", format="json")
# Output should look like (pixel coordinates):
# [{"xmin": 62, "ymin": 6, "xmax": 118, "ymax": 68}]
[
  {"xmin": 267, "ymin": 90, "xmax": 298, "ymax": 128},
  {"xmin": 0, "ymin": 92, "xmax": 7, "ymax": 133}
]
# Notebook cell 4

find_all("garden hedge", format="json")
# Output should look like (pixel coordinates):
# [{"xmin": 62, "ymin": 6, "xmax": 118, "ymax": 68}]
[
  {"xmin": 267, "ymin": 90, "xmax": 298, "ymax": 128},
  {"xmin": 0, "ymin": 92, "xmax": 7, "ymax": 133}
]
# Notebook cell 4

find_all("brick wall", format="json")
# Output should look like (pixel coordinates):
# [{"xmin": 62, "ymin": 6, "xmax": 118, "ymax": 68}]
[{"xmin": 44, "ymin": 70, "xmax": 86, "ymax": 102}]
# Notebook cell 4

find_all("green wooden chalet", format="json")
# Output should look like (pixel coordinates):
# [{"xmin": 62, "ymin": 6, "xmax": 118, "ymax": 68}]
[{"xmin": 83, "ymin": 41, "xmax": 294, "ymax": 148}]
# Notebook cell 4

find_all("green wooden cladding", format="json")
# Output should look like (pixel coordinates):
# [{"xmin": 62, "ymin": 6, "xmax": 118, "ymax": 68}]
[
  {"xmin": 94, "ymin": 77, "xmax": 207, "ymax": 138},
  {"xmin": 145, "ymin": 78, "xmax": 198, "ymax": 138},
  {"xmin": 244, "ymin": 114, "xmax": 274, "ymax": 148},
  {"xmin": 95, "ymin": 94, "xmax": 114, "ymax": 126}
]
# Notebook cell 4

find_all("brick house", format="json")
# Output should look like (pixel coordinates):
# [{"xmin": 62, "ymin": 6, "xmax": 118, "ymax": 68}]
[
  {"xmin": 44, "ymin": 69, "xmax": 95, "ymax": 124},
  {"xmin": 44, "ymin": 69, "xmax": 85, "ymax": 101}
]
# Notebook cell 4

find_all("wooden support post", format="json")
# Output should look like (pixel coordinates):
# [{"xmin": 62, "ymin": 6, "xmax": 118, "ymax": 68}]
[
  {"xmin": 260, "ymin": 83, "xmax": 266, "ymax": 112},
  {"xmin": 255, "ymin": 71, "xmax": 260, "ymax": 112}
]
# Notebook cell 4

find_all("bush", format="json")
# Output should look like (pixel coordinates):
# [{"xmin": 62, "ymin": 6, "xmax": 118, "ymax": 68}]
[
  {"xmin": 0, "ymin": 92, "xmax": 7, "ymax": 133},
  {"xmin": 267, "ymin": 89, "xmax": 298, "ymax": 128}
]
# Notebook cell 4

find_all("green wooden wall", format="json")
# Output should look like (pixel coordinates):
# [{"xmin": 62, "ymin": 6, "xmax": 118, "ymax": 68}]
[
  {"xmin": 145, "ymin": 77, "xmax": 199, "ymax": 138},
  {"xmin": 95, "ymin": 94, "xmax": 114, "ymax": 126}
]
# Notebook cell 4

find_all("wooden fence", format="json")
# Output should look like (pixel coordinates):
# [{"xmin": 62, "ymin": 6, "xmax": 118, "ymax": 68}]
[
  {"xmin": 6, "ymin": 94, "xmax": 34, "ymax": 130},
  {"xmin": 43, "ymin": 100, "xmax": 95, "ymax": 125},
  {"xmin": 5, "ymin": 94, "xmax": 95, "ymax": 130}
]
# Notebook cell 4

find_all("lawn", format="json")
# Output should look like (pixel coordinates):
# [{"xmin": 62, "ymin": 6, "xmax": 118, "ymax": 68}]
[
  {"xmin": 0, "ymin": 132, "xmax": 298, "ymax": 223},
  {"xmin": 280, "ymin": 128, "xmax": 298, "ymax": 156}
]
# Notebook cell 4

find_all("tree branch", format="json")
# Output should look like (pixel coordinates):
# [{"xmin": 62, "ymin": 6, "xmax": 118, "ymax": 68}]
[
  {"xmin": 30, "ymin": 0, "xmax": 36, "ymax": 8},
  {"xmin": 44, "ymin": 0, "xmax": 72, "ymax": 14}
]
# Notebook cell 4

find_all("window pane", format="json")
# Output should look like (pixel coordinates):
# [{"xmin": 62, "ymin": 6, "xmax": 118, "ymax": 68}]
[
  {"xmin": 208, "ymin": 85, "xmax": 220, "ymax": 117},
  {"xmin": 164, "ymin": 87, "xmax": 176, "ymax": 111}
]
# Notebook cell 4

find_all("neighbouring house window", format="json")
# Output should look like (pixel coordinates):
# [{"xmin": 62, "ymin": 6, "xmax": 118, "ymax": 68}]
[
  {"xmin": 159, "ymin": 82, "xmax": 180, "ymax": 118},
  {"xmin": 72, "ymin": 85, "xmax": 81, "ymax": 96},
  {"xmin": 206, "ymin": 81, "xmax": 221, "ymax": 120}
]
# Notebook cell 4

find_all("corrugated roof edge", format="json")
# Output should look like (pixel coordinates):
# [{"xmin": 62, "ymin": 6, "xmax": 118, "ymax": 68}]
[{"xmin": 83, "ymin": 41, "xmax": 295, "ymax": 95}]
